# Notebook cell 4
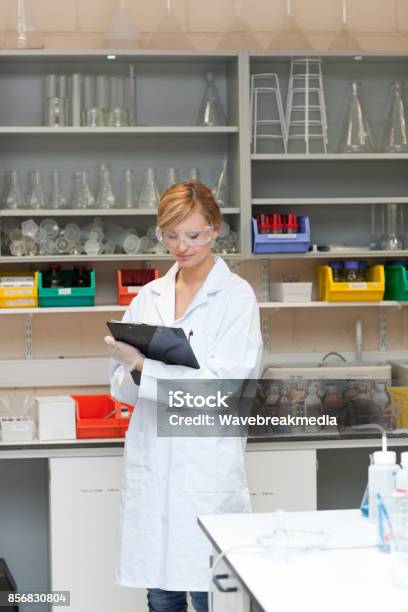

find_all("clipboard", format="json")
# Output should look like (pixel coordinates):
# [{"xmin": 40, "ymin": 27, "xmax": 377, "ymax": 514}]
[{"xmin": 106, "ymin": 320, "xmax": 200, "ymax": 369}]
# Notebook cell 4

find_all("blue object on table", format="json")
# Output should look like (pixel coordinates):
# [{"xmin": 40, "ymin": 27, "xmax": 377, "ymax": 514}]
[{"xmin": 252, "ymin": 216, "xmax": 310, "ymax": 254}]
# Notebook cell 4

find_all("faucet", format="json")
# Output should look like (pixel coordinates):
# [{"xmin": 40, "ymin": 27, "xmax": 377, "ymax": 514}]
[{"xmin": 355, "ymin": 318, "xmax": 362, "ymax": 362}]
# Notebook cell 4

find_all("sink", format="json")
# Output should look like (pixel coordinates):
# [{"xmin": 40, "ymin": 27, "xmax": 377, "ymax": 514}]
[{"xmin": 262, "ymin": 362, "xmax": 391, "ymax": 381}]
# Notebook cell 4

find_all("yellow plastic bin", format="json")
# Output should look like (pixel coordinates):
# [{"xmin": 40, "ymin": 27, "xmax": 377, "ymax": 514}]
[
  {"xmin": 317, "ymin": 264, "xmax": 384, "ymax": 302},
  {"xmin": 389, "ymin": 387, "xmax": 408, "ymax": 429},
  {"xmin": 0, "ymin": 271, "xmax": 38, "ymax": 308}
]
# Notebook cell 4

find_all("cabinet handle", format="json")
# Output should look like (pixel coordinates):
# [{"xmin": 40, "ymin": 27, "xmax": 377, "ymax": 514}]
[{"xmin": 212, "ymin": 573, "xmax": 238, "ymax": 593}]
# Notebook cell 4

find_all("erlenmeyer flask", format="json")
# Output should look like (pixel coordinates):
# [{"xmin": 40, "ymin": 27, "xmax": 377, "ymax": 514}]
[
  {"xmin": 120, "ymin": 169, "xmax": 138, "ymax": 209},
  {"xmin": 196, "ymin": 72, "xmax": 227, "ymax": 126},
  {"xmin": 380, "ymin": 203, "xmax": 403, "ymax": 250},
  {"xmin": 213, "ymin": 158, "xmax": 228, "ymax": 207},
  {"xmin": 217, "ymin": 0, "xmax": 261, "ymax": 51},
  {"xmin": 138, "ymin": 168, "xmax": 160, "ymax": 209},
  {"xmin": 147, "ymin": 0, "xmax": 194, "ymax": 50},
  {"xmin": 105, "ymin": 0, "xmax": 140, "ymax": 49},
  {"xmin": 96, "ymin": 164, "xmax": 116, "ymax": 209},
  {"xmin": 329, "ymin": 0, "xmax": 361, "ymax": 51},
  {"xmin": 381, "ymin": 81, "xmax": 408, "ymax": 153},
  {"xmin": 164, "ymin": 168, "xmax": 180, "ymax": 190},
  {"xmin": 3, "ymin": 0, "xmax": 44, "ymax": 49},
  {"xmin": 3, "ymin": 170, "xmax": 26, "ymax": 209},
  {"xmin": 268, "ymin": 0, "xmax": 312, "ymax": 51},
  {"xmin": 27, "ymin": 170, "xmax": 46, "ymax": 209},
  {"xmin": 72, "ymin": 171, "xmax": 95, "ymax": 209},
  {"xmin": 337, "ymin": 82, "xmax": 374, "ymax": 153},
  {"xmin": 49, "ymin": 171, "xmax": 67, "ymax": 209}
]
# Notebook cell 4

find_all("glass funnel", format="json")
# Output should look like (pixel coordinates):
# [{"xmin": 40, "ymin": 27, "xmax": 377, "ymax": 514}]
[
  {"xmin": 329, "ymin": 0, "xmax": 361, "ymax": 51},
  {"xmin": 138, "ymin": 168, "xmax": 160, "ymax": 209},
  {"xmin": 196, "ymin": 72, "xmax": 227, "ymax": 126},
  {"xmin": 337, "ymin": 82, "xmax": 374, "ymax": 153},
  {"xmin": 146, "ymin": 0, "xmax": 194, "ymax": 50},
  {"xmin": 3, "ymin": 0, "xmax": 44, "ymax": 49},
  {"xmin": 381, "ymin": 81, "xmax": 408, "ymax": 153},
  {"xmin": 267, "ymin": 0, "xmax": 312, "ymax": 51},
  {"xmin": 3, "ymin": 170, "xmax": 26, "ymax": 209},
  {"xmin": 105, "ymin": 0, "xmax": 140, "ymax": 49},
  {"xmin": 217, "ymin": 0, "xmax": 261, "ymax": 51}
]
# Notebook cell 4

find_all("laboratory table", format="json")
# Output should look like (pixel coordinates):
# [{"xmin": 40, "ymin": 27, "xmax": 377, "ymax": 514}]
[{"xmin": 198, "ymin": 509, "xmax": 408, "ymax": 612}]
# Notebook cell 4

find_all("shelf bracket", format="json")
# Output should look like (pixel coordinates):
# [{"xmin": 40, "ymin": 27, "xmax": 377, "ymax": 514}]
[
  {"xmin": 379, "ymin": 314, "xmax": 387, "ymax": 352},
  {"xmin": 25, "ymin": 314, "xmax": 33, "ymax": 360},
  {"xmin": 260, "ymin": 260, "xmax": 271, "ymax": 351}
]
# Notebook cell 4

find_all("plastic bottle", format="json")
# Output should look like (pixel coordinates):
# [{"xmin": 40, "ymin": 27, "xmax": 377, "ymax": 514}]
[
  {"xmin": 396, "ymin": 451, "xmax": 408, "ymax": 492},
  {"xmin": 344, "ymin": 260, "xmax": 360, "ymax": 282},
  {"xmin": 329, "ymin": 261, "xmax": 343, "ymax": 282},
  {"xmin": 368, "ymin": 434, "xmax": 400, "ymax": 522}
]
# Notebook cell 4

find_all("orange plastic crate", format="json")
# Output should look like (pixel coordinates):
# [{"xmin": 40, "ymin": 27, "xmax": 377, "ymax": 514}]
[
  {"xmin": 71, "ymin": 394, "xmax": 133, "ymax": 439},
  {"xmin": 117, "ymin": 269, "xmax": 159, "ymax": 306}
]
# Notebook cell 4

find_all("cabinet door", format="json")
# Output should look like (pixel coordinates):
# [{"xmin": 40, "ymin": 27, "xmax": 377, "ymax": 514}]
[
  {"xmin": 210, "ymin": 553, "xmax": 250, "ymax": 612},
  {"xmin": 245, "ymin": 449, "xmax": 317, "ymax": 512},
  {"xmin": 48, "ymin": 456, "xmax": 147, "ymax": 612}
]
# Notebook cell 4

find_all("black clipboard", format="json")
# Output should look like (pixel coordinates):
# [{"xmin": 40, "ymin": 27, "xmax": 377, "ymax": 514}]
[{"xmin": 106, "ymin": 320, "xmax": 200, "ymax": 369}]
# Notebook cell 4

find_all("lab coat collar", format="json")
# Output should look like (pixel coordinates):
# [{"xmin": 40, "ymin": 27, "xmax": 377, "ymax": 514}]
[{"xmin": 150, "ymin": 256, "xmax": 232, "ymax": 325}]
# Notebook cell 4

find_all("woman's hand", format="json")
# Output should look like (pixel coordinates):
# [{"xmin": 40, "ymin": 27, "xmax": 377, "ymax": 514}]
[{"xmin": 104, "ymin": 336, "xmax": 144, "ymax": 372}]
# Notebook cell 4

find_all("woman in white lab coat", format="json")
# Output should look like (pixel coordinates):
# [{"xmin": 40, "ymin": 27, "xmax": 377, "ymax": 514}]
[{"xmin": 105, "ymin": 180, "xmax": 263, "ymax": 612}]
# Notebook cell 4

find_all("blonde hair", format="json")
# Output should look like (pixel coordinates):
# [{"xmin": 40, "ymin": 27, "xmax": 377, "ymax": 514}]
[{"xmin": 157, "ymin": 180, "xmax": 222, "ymax": 230}]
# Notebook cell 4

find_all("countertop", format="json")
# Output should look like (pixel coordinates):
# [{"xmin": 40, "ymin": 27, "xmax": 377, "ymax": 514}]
[{"xmin": 198, "ymin": 509, "xmax": 408, "ymax": 612}]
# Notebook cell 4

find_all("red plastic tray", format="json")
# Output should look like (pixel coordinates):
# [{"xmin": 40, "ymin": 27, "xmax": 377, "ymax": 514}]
[{"xmin": 71, "ymin": 394, "xmax": 133, "ymax": 439}]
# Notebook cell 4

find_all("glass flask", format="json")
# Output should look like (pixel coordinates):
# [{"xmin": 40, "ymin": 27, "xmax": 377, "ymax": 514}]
[
  {"xmin": 49, "ymin": 171, "xmax": 67, "ymax": 210},
  {"xmin": 190, "ymin": 167, "xmax": 201, "ymax": 181},
  {"xmin": 217, "ymin": 0, "xmax": 261, "ymax": 51},
  {"xmin": 96, "ymin": 164, "xmax": 116, "ymax": 209},
  {"xmin": 106, "ymin": 77, "xmax": 130, "ymax": 127},
  {"xmin": 3, "ymin": 0, "xmax": 44, "ymax": 49},
  {"xmin": 380, "ymin": 203, "xmax": 403, "ymax": 250},
  {"xmin": 105, "ymin": 0, "xmax": 140, "ymax": 49},
  {"xmin": 44, "ymin": 74, "xmax": 68, "ymax": 127},
  {"xmin": 381, "ymin": 81, "xmax": 408, "ymax": 153},
  {"xmin": 213, "ymin": 158, "xmax": 228, "ymax": 206},
  {"xmin": 138, "ymin": 168, "xmax": 160, "ymax": 209},
  {"xmin": 196, "ymin": 72, "xmax": 227, "ymax": 127},
  {"xmin": 71, "ymin": 171, "xmax": 95, "ymax": 210},
  {"xmin": 3, "ymin": 170, "xmax": 26, "ymax": 209},
  {"xmin": 164, "ymin": 168, "xmax": 180, "ymax": 190},
  {"xmin": 120, "ymin": 169, "xmax": 138, "ymax": 209},
  {"xmin": 40, "ymin": 218, "xmax": 59, "ymax": 239},
  {"xmin": 27, "ymin": 170, "xmax": 46, "ymax": 209},
  {"xmin": 337, "ymin": 82, "xmax": 374, "ymax": 153}
]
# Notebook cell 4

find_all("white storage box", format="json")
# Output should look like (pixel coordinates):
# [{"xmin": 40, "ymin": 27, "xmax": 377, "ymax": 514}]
[
  {"xmin": 36, "ymin": 396, "xmax": 76, "ymax": 440},
  {"xmin": 0, "ymin": 417, "xmax": 34, "ymax": 441},
  {"xmin": 270, "ymin": 282, "xmax": 313, "ymax": 302}
]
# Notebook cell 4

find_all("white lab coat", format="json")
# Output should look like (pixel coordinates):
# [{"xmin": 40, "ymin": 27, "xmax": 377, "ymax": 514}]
[{"xmin": 110, "ymin": 255, "xmax": 263, "ymax": 591}]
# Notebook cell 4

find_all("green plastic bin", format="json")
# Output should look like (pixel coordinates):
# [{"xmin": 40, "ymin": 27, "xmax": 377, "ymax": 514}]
[
  {"xmin": 384, "ymin": 264, "xmax": 408, "ymax": 300},
  {"xmin": 38, "ymin": 269, "xmax": 95, "ymax": 307}
]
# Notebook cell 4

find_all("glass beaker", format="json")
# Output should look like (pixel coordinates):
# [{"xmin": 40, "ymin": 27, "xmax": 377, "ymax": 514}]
[
  {"xmin": 82, "ymin": 75, "xmax": 107, "ymax": 127},
  {"xmin": 27, "ymin": 170, "xmax": 46, "ymax": 209},
  {"xmin": 369, "ymin": 204, "xmax": 385, "ymax": 250},
  {"xmin": 3, "ymin": 170, "xmax": 26, "ymax": 209},
  {"xmin": 337, "ymin": 82, "xmax": 374, "ymax": 153},
  {"xmin": 138, "ymin": 168, "xmax": 160, "ymax": 209},
  {"xmin": 106, "ymin": 76, "xmax": 130, "ymax": 127},
  {"xmin": 196, "ymin": 72, "xmax": 227, "ymax": 127},
  {"xmin": 380, "ymin": 203, "xmax": 403, "ymax": 250},
  {"xmin": 49, "ymin": 171, "xmax": 67, "ymax": 210},
  {"xmin": 44, "ymin": 74, "xmax": 68, "ymax": 127},
  {"xmin": 190, "ymin": 167, "xmax": 201, "ymax": 181},
  {"xmin": 381, "ymin": 81, "xmax": 408, "ymax": 153},
  {"xmin": 96, "ymin": 163, "xmax": 116, "ymax": 209}
]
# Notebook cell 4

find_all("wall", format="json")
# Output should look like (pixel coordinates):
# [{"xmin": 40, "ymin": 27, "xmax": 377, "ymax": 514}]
[{"xmin": 1, "ymin": 0, "xmax": 408, "ymax": 52}]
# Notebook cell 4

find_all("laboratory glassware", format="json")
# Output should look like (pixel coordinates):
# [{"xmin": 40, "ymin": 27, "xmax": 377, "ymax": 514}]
[
  {"xmin": 40, "ymin": 218, "xmax": 59, "ymax": 240},
  {"xmin": 27, "ymin": 170, "xmax": 46, "ymax": 209},
  {"xmin": 380, "ymin": 203, "xmax": 403, "ymax": 250},
  {"xmin": 285, "ymin": 58, "xmax": 328, "ymax": 154},
  {"xmin": 55, "ymin": 236, "xmax": 70, "ymax": 254},
  {"xmin": 337, "ymin": 81, "xmax": 374, "ymax": 153},
  {"xmin": 139, "ymin": 236, "xmax": 151, "ymax": 253},
  {"xmin": 64, "ymin": 223, "xmax": 81, "ymax": 243},
  {"xmin": 96, "ymin": 163, "xmax": 116, "ymax": 209},
  {"xmin": 196, "ymin": 72, "xmax": 227, "ymax": 127},
  {"xmin": 329, "ymin": 0, "xmax": 361, "ymax": 51},
  {"xmin": 24, "ymin": 237, "xmax": 37, "ymax": 256},
  {"xmin": 71, "ymin": 171, "xmax": 95, "ymax": 209},
  {"xmin": 146, "ymin": 0, "xmax": 194, "ymax": 50},
  {"xmin": 21, "ymin": 219, "xmax": 39, "ymax": 238},
  {"xmin": 84, "ymin": 239, "xmax": 101, "ymax": 256},
  {"xmin": 106, "ymin": 76, "xmax": 130, "ymax": 127},
  {"xmin": 2, "ymin": 217, "xmax": 19, "ymax": 236},
  {"xmin": 71, "ymin": 74, "xmax": 81, "ymax": 126},
  {"xmin": 105, "ymin": 0, "xmax": 140, "ymax": 49},
  {"xmin": 10, "ymin": 240, "xmax": 26, "ymax": 256},
  {"xmin": 82, "ymin": 75, "xmax": 107, "ymax": 127},
  {"xmin": 381, "ymin": 81, "xmax": 408, "ymax": 153},
  {"xmin": 3, "ymin": 170, "xmax": 26, "ymax": 209},
  {"xmin": 120, "ymin": 169, "xmax": 138, "ymax": 209},
  {"xmin": 44, "ymin": 74, "xmax": 68, "ymax": 127},
  {"xmin": 138, "ymin": 168, "xmax": 160, "ymax": 209},
  {"xmin": 49, "ymin": 171, "xmax": 67, "ymax": 210},
  {"xmin": 190, "ymin": 168, "xmax": 201, "ymax": 181},
  {"xmin": 164, "ymin": 168, "xmax": 180, "ymax": 190},
  {"xmin": 369, "ymin": 204, "xmax": 384, "ymax": 250},
  {"xmin": 304, "ymin": 382, "xmax": 322, "ymax": 432},
  {"xmin": 268, "ymin": 0, "xmax": 312, "ymax": 51},
  {"xmin": 3, "ymin": 0, "xmax": 44, "ymax": 49},
  {"xmin": 213, "ymin": 158, "xmax": 228, "ymax": 206},
  {"xmin": 250, "ymin": 73, "xmax": 287, "ymax": 154},
  {"xmin": 217, "ymin": 0, "xmax": 261, "ymax": 51},
  {"xmin": 123, "ymin": 233, "xmax": 141, "ymax": 254}
]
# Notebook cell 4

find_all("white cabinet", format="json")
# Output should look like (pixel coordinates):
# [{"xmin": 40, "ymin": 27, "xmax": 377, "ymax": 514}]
[
  {"xmin": 210, "ymin": 552, "xmax": 250, "ymax": 612},
  {"xmin": 245, "ymin": 449, "xmax": 317, "ymax": 512}
]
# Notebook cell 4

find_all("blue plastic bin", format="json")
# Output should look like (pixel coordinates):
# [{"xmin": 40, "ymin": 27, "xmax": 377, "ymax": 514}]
[{"xmin": 252, "ymin": 216, "xmax": 310, "ymax": 254}]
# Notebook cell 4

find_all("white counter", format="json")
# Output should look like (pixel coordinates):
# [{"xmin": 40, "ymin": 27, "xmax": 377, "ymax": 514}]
[{"xmin": 198, "ymin": 509, "xmax": 408, "ymax": 612}]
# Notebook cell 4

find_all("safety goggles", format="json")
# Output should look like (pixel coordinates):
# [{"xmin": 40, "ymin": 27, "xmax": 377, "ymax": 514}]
[{"xmin": 155, "ymin": 224, "xmax": 213, "ymax": 248}]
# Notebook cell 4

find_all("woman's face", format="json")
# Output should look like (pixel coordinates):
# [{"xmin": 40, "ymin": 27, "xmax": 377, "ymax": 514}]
[{"xmin": 163, "ymin": 209, "xmax": 219, "ymax": 268}]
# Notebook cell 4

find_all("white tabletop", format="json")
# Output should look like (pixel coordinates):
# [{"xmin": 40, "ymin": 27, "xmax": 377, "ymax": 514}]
[{"xmin": 198, "ymin": 509, "xmax": 408, "ymax": 612}]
